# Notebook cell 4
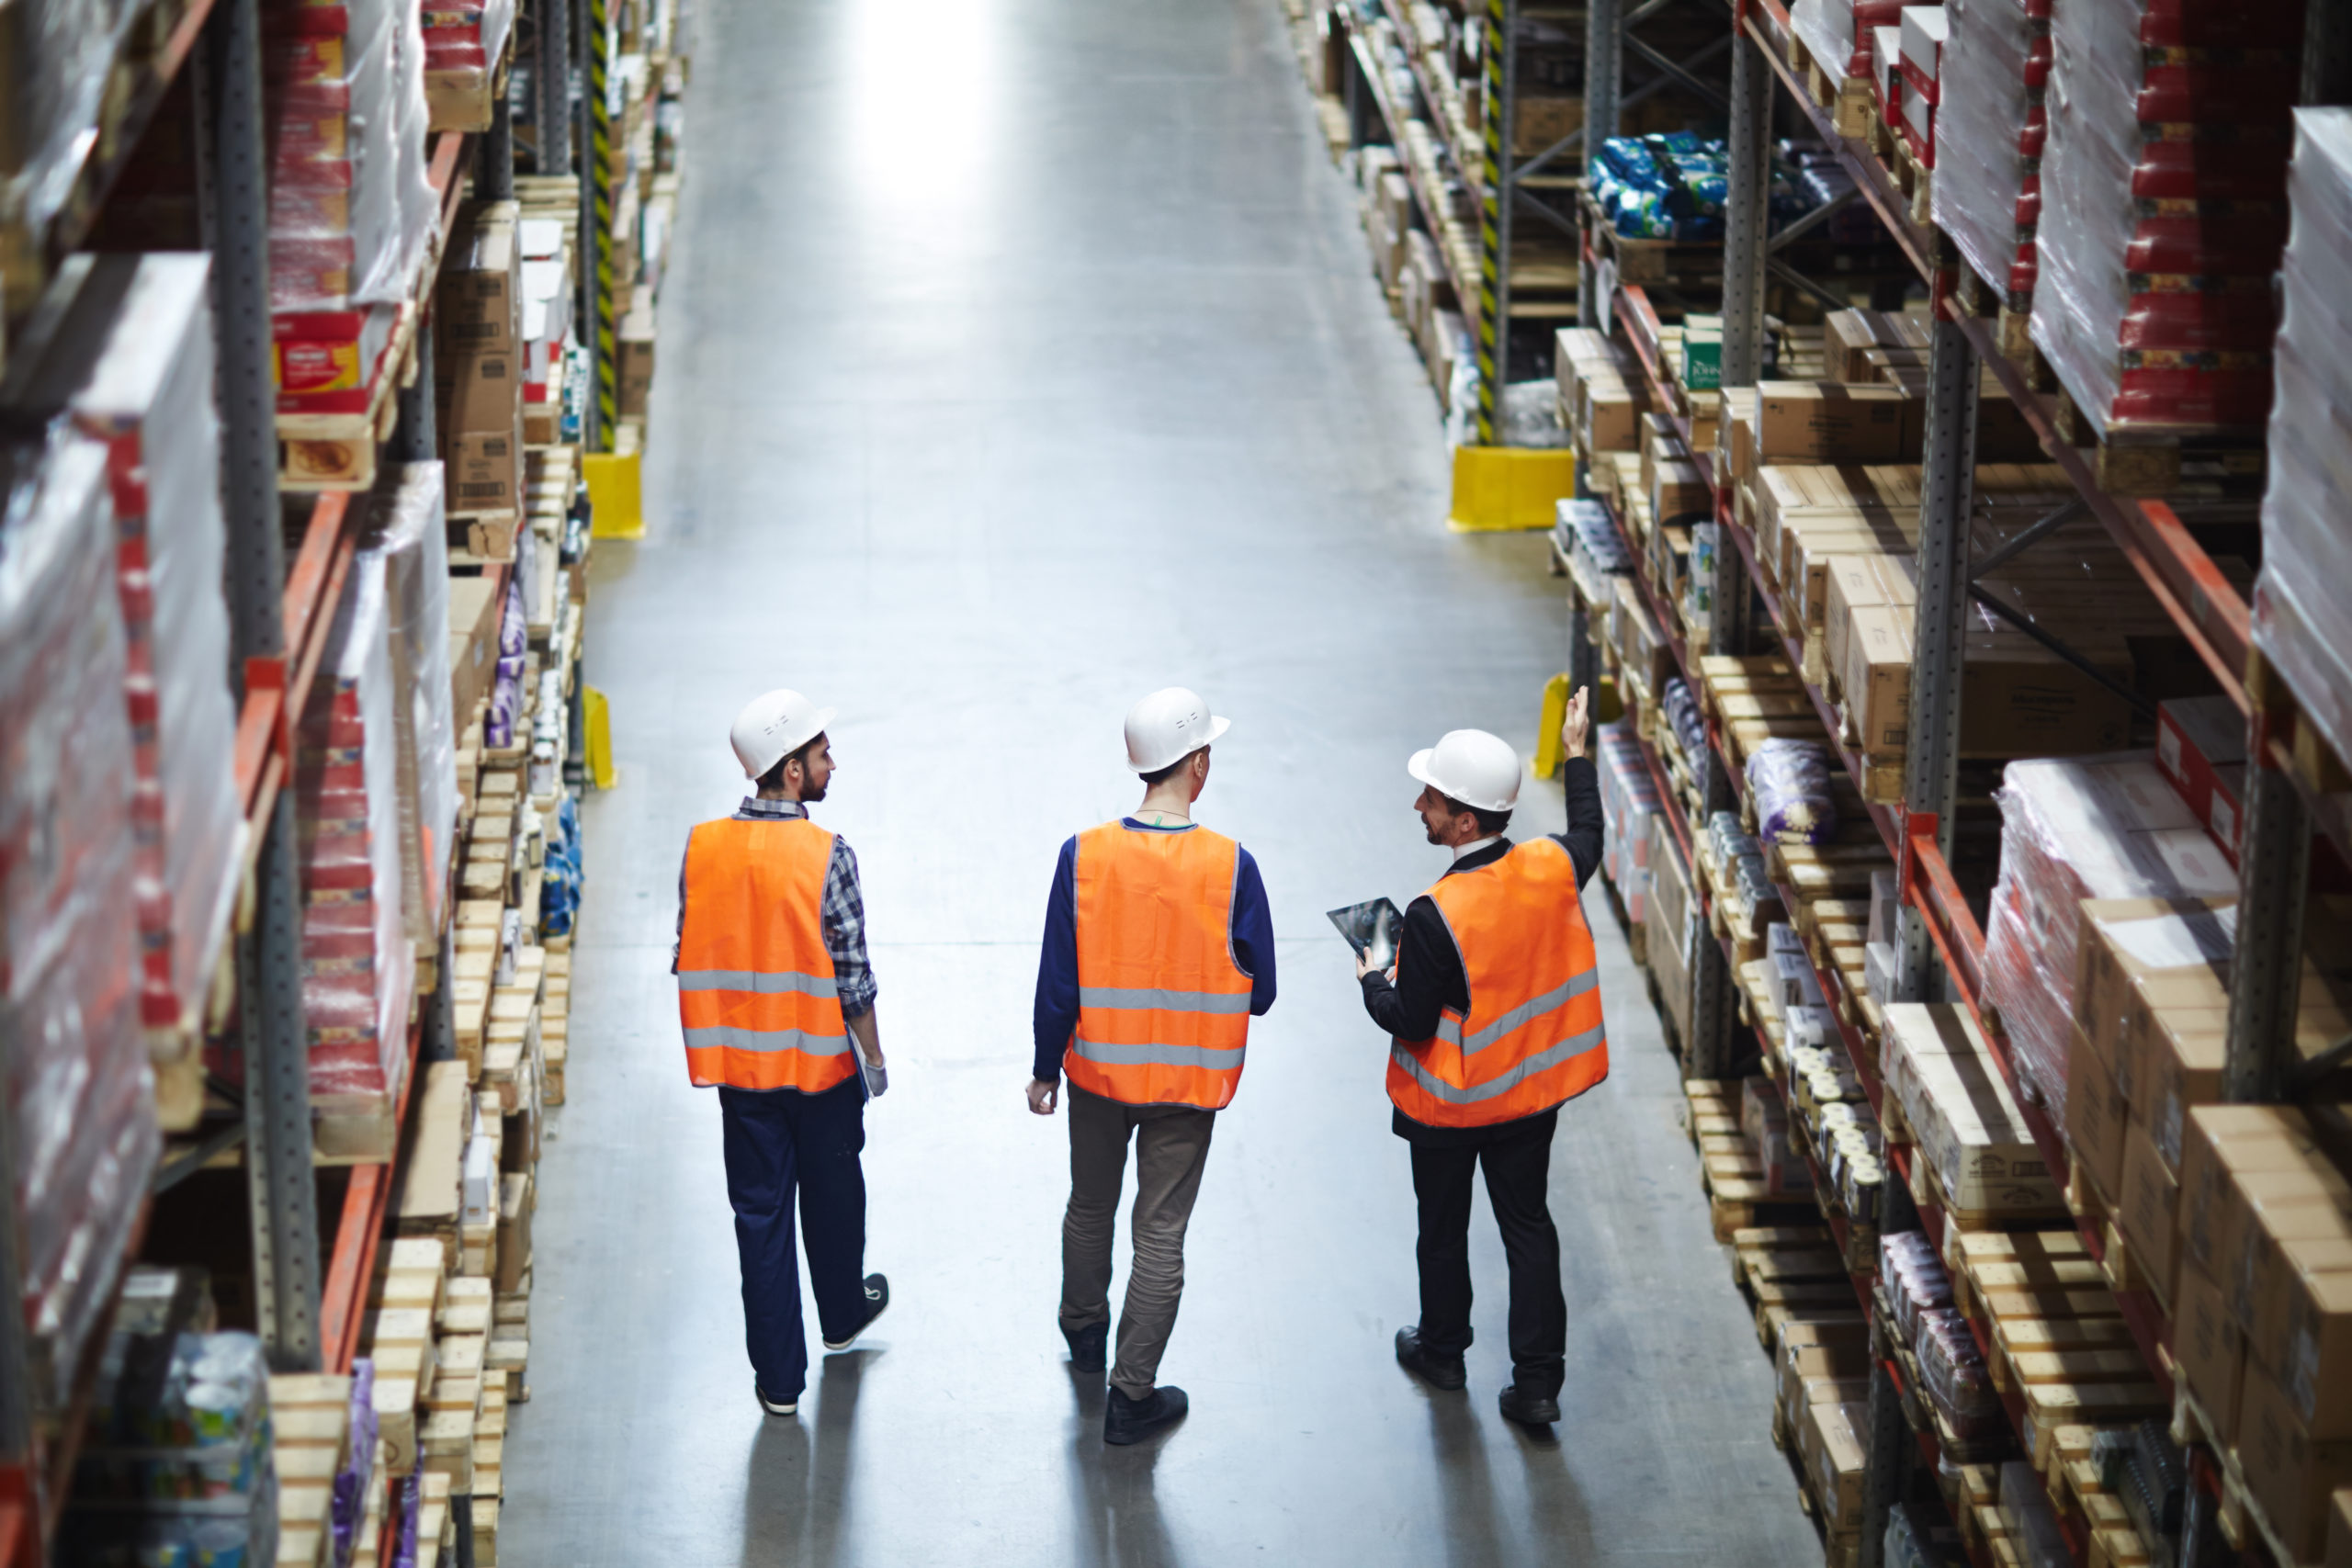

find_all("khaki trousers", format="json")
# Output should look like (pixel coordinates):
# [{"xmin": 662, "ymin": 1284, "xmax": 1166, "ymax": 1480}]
[{"xmin": 1057, "ymin": 1083, "xmax": 1216, "ymax": 1400}]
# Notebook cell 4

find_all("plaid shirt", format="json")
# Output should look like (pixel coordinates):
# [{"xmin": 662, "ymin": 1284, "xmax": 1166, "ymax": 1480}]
[{"xmin": 673, "ymin": 797, "xmax": 877, "ymax": 1017}]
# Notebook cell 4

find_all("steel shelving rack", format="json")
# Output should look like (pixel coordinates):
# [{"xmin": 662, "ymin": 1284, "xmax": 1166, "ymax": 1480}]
[
  {"xmin": 1566, "ymin": 0, "xmax": 2352, "ymax": 1563},
  {"xmin": 0, "ymin": 0, "xmax": 587, "ymax": 1558}
]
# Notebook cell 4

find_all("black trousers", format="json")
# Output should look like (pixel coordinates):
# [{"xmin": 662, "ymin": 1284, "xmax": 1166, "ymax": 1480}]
[
  {"xmin": 718, "ymin": 1078, "xmax": 867, "ymax": 1402},
  {"xmin": 1410, "ymin": 1127, "xmax": 1566, "ymax": 1398}
]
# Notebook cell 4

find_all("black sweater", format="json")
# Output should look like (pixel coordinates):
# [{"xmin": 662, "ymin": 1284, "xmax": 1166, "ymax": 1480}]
[{"xmin": 1361, "ymin": 754, "xmax": 1605, "ymax": 1147}]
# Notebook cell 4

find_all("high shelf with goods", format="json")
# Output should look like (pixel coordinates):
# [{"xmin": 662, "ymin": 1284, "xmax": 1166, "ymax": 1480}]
[
  {"xmin": 1556, "ymin": 0, "xmax": 2352, "ymax": 1564},
  {"xmin": 0, "ymin": 0, "xmax": 687, "ymax": 1562}
]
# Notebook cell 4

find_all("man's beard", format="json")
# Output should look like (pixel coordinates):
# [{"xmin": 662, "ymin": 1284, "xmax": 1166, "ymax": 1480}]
[
  {"xmin": 801, "ymin": 779, "xmax": 828, "ymax": 803},
  {"xmin": 1423, "ymin": 820, "xmax": 1444, "ymax": 845}
]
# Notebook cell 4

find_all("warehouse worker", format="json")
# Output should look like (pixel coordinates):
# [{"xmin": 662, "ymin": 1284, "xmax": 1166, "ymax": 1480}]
[
  {"xmin": 674, "ymin": 690, "xmax": 890, "ymax": 1420},
  {"xmin": 1361, "ymin": 690, "xmax": 1604, "ymax": 1428},
  {"xmin": 1026, "ymin": 687, "xmax": 1277, "ymax": 1446}
]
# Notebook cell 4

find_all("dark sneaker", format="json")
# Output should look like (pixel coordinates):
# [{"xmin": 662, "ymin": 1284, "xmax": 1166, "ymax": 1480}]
[
  {"xmin": 1062, "ymin": 1319, "xmax": 1108, "ymax": 1374},
  {"xmin": 754, "ymin": 1383, "xmax": 798, "ymax": 1417},
  {"xmin": 822, "ymin": 1274, "xmax": 889, "ymax": 1351},
  {"xmin": 1103, "ymin": 1384, "xmax": 1189, "ymax": 1445},
  {"xmin": 1394, "ymin": 1326, "xmax": 1466, "ymax": 1392},
  {"xmin": 1498, "ymin": 1383, "xmax": 1561, "ymax": 1427}
]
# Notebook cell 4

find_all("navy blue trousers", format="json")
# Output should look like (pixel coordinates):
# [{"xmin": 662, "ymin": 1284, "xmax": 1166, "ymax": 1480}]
[{"xmin": 718, "ymin": 1078, "xmax": 866, "ymax": 1401}]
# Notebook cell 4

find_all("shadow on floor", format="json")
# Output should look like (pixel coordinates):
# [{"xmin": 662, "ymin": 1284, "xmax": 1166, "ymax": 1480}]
[{"xmin": 739, "ymin": 1348, "xmax": 874, "ymax": 1567}]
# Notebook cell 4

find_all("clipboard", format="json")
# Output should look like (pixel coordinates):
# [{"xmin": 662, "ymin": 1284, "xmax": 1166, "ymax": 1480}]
[{"xmin": 1327, "ymin": 897, "xmax": 1406, "ymax": 972}]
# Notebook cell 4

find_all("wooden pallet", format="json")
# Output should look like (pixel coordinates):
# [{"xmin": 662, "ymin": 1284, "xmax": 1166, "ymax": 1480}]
[{"xmin": 1786, "ymin": 28, "xmax": 1872, "ymax": 140}]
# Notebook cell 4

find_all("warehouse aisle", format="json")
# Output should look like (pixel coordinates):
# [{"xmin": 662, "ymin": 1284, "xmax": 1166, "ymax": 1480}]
[{"xmin": 503, "ymin": 0, "xmax": 1821, "ymax": 1562}]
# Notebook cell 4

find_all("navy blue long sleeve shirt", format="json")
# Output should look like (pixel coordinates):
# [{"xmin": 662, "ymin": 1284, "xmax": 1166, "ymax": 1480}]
[{"xmin": 1031, "ymin": 818, "xmax": 1277, "ymax": 1084}]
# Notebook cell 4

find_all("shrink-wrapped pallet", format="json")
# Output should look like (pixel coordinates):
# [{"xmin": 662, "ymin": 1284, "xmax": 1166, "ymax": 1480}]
[
  {"xmin": 0, "ymin": 254, "xmax": 244, "ymax": 1036},
  {"xmin": 297, "ymin": 556, "xmax": 415, "ymax": 1113},
  {"xmin": 1792, "ymin": 0, "xmax": 1909, "ymax": 79},
  {"xmin": 2255, "ymin": 109, "xmax": 2352, "ymax": 770},
  {"xmin": 1981, "ymin": 754, "xmax": 2234, "ymax": 1123},
  {"xmin": 0, "ymin": 0, "xmax": 143, "ymax": 243},
  {"xmin": 0, "ymin": 433, "xmax": 157, "ymax": 1404},
  {"xmin": 263, "ymin": 0, "xmax": 435, "ymax": 311},
  {"xmin": 362, "ymin": 464, "xmax": 458, "ymax": 939},
  {"xmin": 1929, "ymin": 0, "xmax": 2048, "ymax": 302},
  {"xmin": 2029, "ymin": 1, "xmax": 2302, "ymax": 433},
  {"xmin": 1596, "ymin": 722, "xmax": 1660, "ymax": 922}
]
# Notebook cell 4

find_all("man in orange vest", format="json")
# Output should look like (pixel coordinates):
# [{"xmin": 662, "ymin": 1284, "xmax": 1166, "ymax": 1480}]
[
  {"xmin": 1359, "ymin": 690, "xmax": 1603, "ymax": 1427},
  {"xmin": 1027, "ymin": 687, "xmax": 1277, "ymax": 1445},
  {"xmin": 675, "ymin": 689, "xmax": 890, "ymax": 1420}
]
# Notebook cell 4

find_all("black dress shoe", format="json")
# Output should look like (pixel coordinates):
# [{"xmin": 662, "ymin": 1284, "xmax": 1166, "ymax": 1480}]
[
  {"xmin": 822, "ymin": 1274, "xmax": 889, "ymax": 1351},
  {"xmin": 1498, "ymin": 1383, "xmax": 1561, "ymax": 1427},
  {"xmin": 1103, "ymin": 1384, "xmax": 1188, "ymax": 1445},
  {"xmin": 1394, "ymin": 1326, "xmax": 1466, "ymax": 1392},
  {"xmin": 1062, "ymin": 1319, "xmax": 1108, "ymax": 1374}
]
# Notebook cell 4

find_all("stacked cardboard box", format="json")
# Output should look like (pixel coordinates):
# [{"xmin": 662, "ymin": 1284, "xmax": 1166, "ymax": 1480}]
[
  {"xmin": 2175, "ymin": 1106, "xmax": 2352, "ymax": 1560},
  {"xmin": 436, "ymin": 200, "xmax": 526, "ymax": 552}
]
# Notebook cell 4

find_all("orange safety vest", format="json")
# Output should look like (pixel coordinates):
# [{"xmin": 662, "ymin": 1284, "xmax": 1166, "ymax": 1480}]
[
  {"xmin": 675, "ymin": 816, "xmax": 856, "ymax": 1094},
  {"xmin": 1065, "ymin": 821, "xmax": 1254, "ymax": 1111},
  {"xmin": 1388, "ymin": 838, "xmax": 1608, "ymax": 1128}
]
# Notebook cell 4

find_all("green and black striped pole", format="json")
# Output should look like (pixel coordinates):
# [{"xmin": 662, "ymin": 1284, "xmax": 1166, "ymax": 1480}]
[
  {"xmin": 1474, "ymin": 0, "xmax": 1514, "ymax": 446},
  {"xmin": 586, "ymin": 0, "xmax": 617, "ymax": 449}
]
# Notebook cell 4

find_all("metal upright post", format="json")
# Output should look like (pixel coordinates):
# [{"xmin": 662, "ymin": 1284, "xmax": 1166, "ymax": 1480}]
[
  {"xmin": 584, "ymin": 0, "xmax": 616, "ymax": 452},
  {"xmin": 478, "ymin": 95, "xmax": 517, "ymax": 202},
  {"xmin": 2224, "ymin": 759, "xmax": 2312, "ymax": 1102},
  {"xmin": 2306, "ymin": 0, "xmax": 2352, "ymax": 107},
  {"xmin": 209, "ymin": 0, "xmax": 323, "ymax": 1371},
  {"xmin": 1474, "ymin": 0, "xmax": 1516, "ymax": 443},
  {"xmin": 1893, "ymin": 317, "xmax": 1979, "ymax": 1003},
  {"xmin": 537, "ymin": 0, "xmax": 573, "ymax": 177},
  {"xmin": 392, "ymin": 322, "xmax": 437, "ymax": 465},
  {"xmin": 1577, "ymin": 0, "xmax": 1620, "ymax": 331},
  {"xmin": 1719, "ymin": 33, "xmax": 1770, "ymax": 392},
  {"xmin": 1857, "ymin": 1357, "xmax": 1912, "ymax": 1568}
]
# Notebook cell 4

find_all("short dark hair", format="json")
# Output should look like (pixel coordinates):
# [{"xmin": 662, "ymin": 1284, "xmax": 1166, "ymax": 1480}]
[
  {"xmin": 1138, "ymin": 747, "xmax": 1205, "ymax": 788},
  {"xmin": 757, "ymin": 734, "xmax": 824, "ymax": 793},
  {"xmin": 1442, "ymin": 794, "xmax": 1512, "ymax": 837}
]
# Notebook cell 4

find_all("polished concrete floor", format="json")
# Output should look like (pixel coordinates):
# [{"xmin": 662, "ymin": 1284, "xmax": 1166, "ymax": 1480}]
[{"xmin": 501, "ymin": 0, "xmax": 1825, "ymax": 1562}]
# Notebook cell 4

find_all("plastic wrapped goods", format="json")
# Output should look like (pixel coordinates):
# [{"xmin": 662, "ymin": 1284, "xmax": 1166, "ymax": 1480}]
[
  {"xmin": 0, "ymin": 433, "xmax": 156, "ymax": 1408},
  {"xmin": 297, "ymin": 555, "xmax": 415, "ymax": 1113},
  {"xmin": 263, "ymin": 0, "xmax": 435, "ymax": 311},
  {"xmin": 362, "ymin": 465, "xmax": 458, "ymax": 941},
  {"xmin": 1596, "ymin": 723, "xmax": 1661, "ymax": 921},
  {"xmin": 66, "ymin": 1325, "xmax": 279, "ymax": 1562},
  {"xmin": 0, "ymin": 254, "xmax": 244, "ymax": 1036},
  {"xmin": 2029, "ymin": 1, "xmax": 2303, "ymax": 433},
  {"xmin": 1917, "ymin": 1307, "xmax": 2005, "ymax": 1440},
  {"xmin": 1747, "ymin": 738, "xmax": 1839, "ymax": 846},
  {"xmin": 1930, "ymin": 0, "xmax": 2048, "ymax": 303},
  {"xmin": 1792, "ymin": 0, "xmax": 1909, "ymax": 79},
  {"xmin": 2255, "ymin": 110, "xmax": 2352, "ymax": 769},
  {"xmin": 1880, "ymin": 1231, "xmax": 1951, "ymax": 1344},
  {"xmin": 1982, "ymin": 754, "xmax": 2234, "ymax": 1122},
  {"xmin": 0, "ymin": 0, "xmax": 144, "ymax": 241}
]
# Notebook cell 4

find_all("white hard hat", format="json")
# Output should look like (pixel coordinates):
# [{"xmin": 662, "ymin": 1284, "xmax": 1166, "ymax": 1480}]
[
  {"xmin": 1408, "ymin": 728, "xmax": 1522, "ymax": 813},
  {"xmin": 729, "ymin": 689, "xmax": 836, "ymax": 780},
  {"xmin": 1124, "ymin": 687, "xmax": 1230, "ymax": 774}
]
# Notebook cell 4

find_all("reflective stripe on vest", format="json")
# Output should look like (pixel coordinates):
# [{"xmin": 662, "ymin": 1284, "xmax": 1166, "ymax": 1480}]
[
  {"xmin": 1065, "ymin": 820, "xmax": 1254, "ymax": 1111},
  {"xmin": 675, "ymin": 816, "xmax": 855, "ymax": 1094},
  {"xmin": 1387, "ymin": 838, "xmax": 1608, "ymax": 1128}
]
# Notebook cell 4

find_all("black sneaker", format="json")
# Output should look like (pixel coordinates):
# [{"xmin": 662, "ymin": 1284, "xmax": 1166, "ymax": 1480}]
[
  {"xmin": 1498, "ymin": 1383, "xmax": 1561, "ymax": 1427},
  {"xmin": 754, "ymin": 1383, "xmax": 798, "ymax": 1417},
  {"xmin": 822, "ymin": 1274, "xmax": 889, "ymax": 1351},
  {"xmin": 1103, "ymin": 1384, "xmax": 1188, "ymax": 1445},
  {"xmin": 1062, "ymin": 1319, "xmax": 1108, "ymax": 1373},
  {"xmin": 1394, "ymin": 1326, "xmax": 1466, "ymax": 1392}
]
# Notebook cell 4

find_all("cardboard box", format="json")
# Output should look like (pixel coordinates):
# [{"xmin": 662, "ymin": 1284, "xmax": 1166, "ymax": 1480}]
[
  {"xmin": 1754, "ymin": 381, "xmax": 1911, "ymax": 463},
  {"xmin": 2117, "ymin": 1124, "xmax": 2180, "ymax": 1307},
  {"xmin": 2247, "ymin": 1215, "xmax": 2352, "ymax": 1356},
  {"xmin": 1823, "ymin": 310, "xmax": 1932, "ymax": 382},
  {"xmin": 436, "ymin": 200, "xmax": 521, "ymax": 355},
  {"xmin": 1882, "ymin": 1003, "xmax": 2063, "ymax": 1216},
  {"xmin": 436, "ymin": 347, "xmax": 521, "ymax": 438},
  {"xmin": 2239, "ymin": 1361, "xmax": 2352, "ymax": 1562},
  {"xmin": 2065, "ymin": 1025, "xmax": 2129, "ymax": 1202},
  {"xmin": 2178, "ymin": 1105, "xmax": 2331, "ymax": 1276},
  {"xmin": 2173, "ymin": 1257, "xmax": 2245, "ymax": 1443},
  {"xmin": 1806, "ymin": 1401, "xmax": 1871, "ymax": 1530},
  {"xmin": 616, "ymin": 310, "xmax": 656, "ymax": 420},
  {"xmin": 2328, "ymin": 1488, "xmax": 2352, "ymax": 1568},
  {"xmin": 446, "ymin": 430, "xmax": 519, "ymax": 516}
]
